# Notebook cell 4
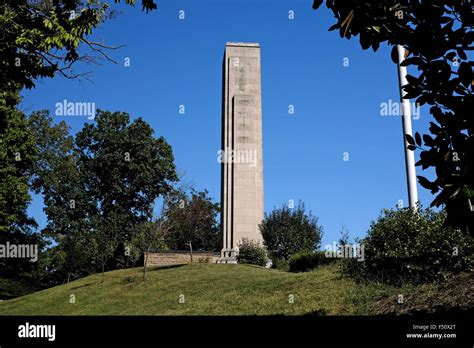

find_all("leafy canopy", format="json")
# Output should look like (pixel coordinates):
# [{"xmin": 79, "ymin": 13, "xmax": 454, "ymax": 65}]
[
  {"xmin": 313, "ymin": 0, "xmax": 474, "ymax": 234},
  {"xmin": 260, "ymin": 201, "xmax": 323, "ymax": 261},
  {"xmin": 162, "ymin": 188, "xmax": 221, "ymax": 251},
  {"xmin": 1, "ymin": 0, "xmax": 158, "ymax": 90}
]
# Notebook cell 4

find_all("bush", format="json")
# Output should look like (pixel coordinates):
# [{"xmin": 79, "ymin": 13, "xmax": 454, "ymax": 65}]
[
  {"xmin": 236, "ymin": 239, "xmax": 268, "ymax": 267},
  {"xmin": 289, "ymin": 251, "xmax": 335, "ymax": 272},
  {"xmin": 271, "ymin": 257, "xmax": 289, "ymax": 271},
  {"xmin": 342, "ymin": 207, "xmax": 474, "ymax": 284},
  {"xmin": 0, "ymin": 278, "xmax": 41, "ymax": 300},
  {"xmin": 260, "ymin": 201, "xmax": 323, "ymax": 261}
]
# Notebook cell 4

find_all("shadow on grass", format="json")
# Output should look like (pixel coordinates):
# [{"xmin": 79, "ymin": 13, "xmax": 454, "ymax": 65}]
[
  {"xmin": 116, "ymin": 265, "xmax": 188, "ymax": 285},
  {"xmin": 269, "ymin": 309, "xmax": 328, "ymax": 316},
  {"xmin": 239, "ymin": 264, "xmax": 269, "ymax": 270},
  {"xmin": 148, "ymin": 264, "xmax": 187, "ymax": 272},
  {"xmin": 69, "ymin": 282, "xmax": 95, "ymax": 290},
  {"xmin": 303, "ymin": 309, "xmax": 328, "ymax": 316}
]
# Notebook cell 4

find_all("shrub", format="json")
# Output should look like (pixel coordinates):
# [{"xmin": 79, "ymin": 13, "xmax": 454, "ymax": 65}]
[
  {"xmin": 342, "ymin": 207, "xmax": 474, "ymax": 284},
  {"xmin": 260, "ymin": 201, "xmax": 323, "ymax": 261},
  {"xmin": 198, "ymin": 257, "xmax": 211, "ymax": 264},
  {"xmin": 289, "ymin": 251, "xmax": 335, "ymax": 272},
  {"xmin": 271, "ymin": 257, "xmax": 289, "ymax": 271},
  {"xmin": 236, "ymin": 239, "xmax": 268, "ymax": 267},
  {"xmin": 0, "ymin": 278, "xmax": 40, "ymax": 300}
]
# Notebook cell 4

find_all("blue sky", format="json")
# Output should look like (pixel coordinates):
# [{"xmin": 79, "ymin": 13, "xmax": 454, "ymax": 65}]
[{"xmin": 21, "ymin": 0, "xmax": 438, "ymax": 247}]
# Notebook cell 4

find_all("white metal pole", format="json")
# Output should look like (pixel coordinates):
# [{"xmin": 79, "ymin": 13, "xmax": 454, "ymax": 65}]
[{"xmin": 396, "ymin": 44, "xmax": 419, "ymax": 210}]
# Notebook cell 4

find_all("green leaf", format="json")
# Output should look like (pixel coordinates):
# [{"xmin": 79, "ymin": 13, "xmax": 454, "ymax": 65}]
[
  {"xmin": 448, "ymin": 187, "xmax": 461, "ymax": 199},
  {"xmin": 429, "ymin": 122, "xmax": 442, "ymax": 134},
  {"xmin": 430, "ymin": 107, "xmax": 445, "ymax": 126},
  {"xmin": 372, "ymin": 26, "xmax": 381, "ymax": 33},
  {"xmin": 404, "ymin": 89, "xmax": 422, "ymax": 99},
  {"xmin": 461, "ymin": 186, "xmax": 473, "ymax": 199},
  {"xmin": 401, "ymin": 57, "xmax": 423, "ymax": 67},
  {"xmin": 417, "ymin": 176, "xmax": 436, "ymax": 190},
  {"xmin": 445, "ymin": 51, "xmax": 456, "ymax": 61},
  {"xmin": 457, "ymin": 49, "xmax": 467, "ymax": 60},
  {"xmin": 43, "ymin": 18, "xmax": 53, "ymax": 29},
  {"xmin": 391, "ymin": 45, "xmax": 399, "ymax": 64},
  {"xmin": 406, "ymin": 74, "xmax": 419, "ymax": 85},
  {"xmin": 312, "ymin": 0, "xmax": 324, "ymax": 10},
  {"xmin": 458, "ymin": 62, "xmax": 472, "ymax": 87},
  {"xmin": 415, "ymin": 132, "xmax": 422, "ymax": 146},
  {"xmin": 422, "ymin": 134, "xmax": 434, "ymax": 147},
  {"xmin": 416, "ymin": 94, "xmax": 429, "ymax": 106}
]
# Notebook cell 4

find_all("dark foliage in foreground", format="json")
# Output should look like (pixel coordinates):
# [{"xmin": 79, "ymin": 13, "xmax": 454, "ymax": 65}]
[{"xmin": 341, "ymin": 207, "xmax": 473, "ymax": 285}]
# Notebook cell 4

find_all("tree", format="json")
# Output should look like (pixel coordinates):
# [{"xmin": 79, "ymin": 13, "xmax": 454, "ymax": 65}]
[
  {"xmin": 260, "ymin": 201, "xmax": 323, "ymax": 261},
  {"xmin": 0, "ymin": 106, "xmax": 65, "ymax": 294},
  {"xmin": 132, "ymin": 220, "xmax": 166, "ymax": 280},
  {"xmin": 0, "ymin": 95, "xmax": 44, "ymax": 285},
  {"xmin": 162, "ymin": 188, "xmax": 221, "ymax": 252},
  {"xmin": 28, "ymin": 110, "xmax": 96, "ymax": 282},
  {"xmin": 312, "ymin": 0, "xmax": 473, "ymax": 235},
  {"xmin": 1, "ymin": 0, "xmax": 158, "ymax": 91},
  {"xmin": 338, "ymin": 225, "xmax": 350, "ymax": 247},
  {"xmin": 0, "ymin": 0, "xmax": 159, "ymax": 284},
  {"xmin": 0, "ymin": 0, "xmax": 161, "ymax": 285},
  {"xmin": 74, "ymin": 110, "xmax": 177, "ymax": 274},
  {"xmin": 1, "ymin": 0, "xmax": 158, "ymax": 138},
  {"xmin": 336, "ymin": 225, "xmax": 352, "ymax": 259},
  {"xmin": 0, "ymin": 102, "xmax": 37, "ymax": 233},
  {"xmin": 27, "ymin": 109, "xmax": 177, "ymax": 280}
]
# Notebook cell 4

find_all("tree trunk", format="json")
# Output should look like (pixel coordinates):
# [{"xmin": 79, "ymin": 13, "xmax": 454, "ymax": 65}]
[
  {"xmin": 143, "ymin": 252, "xmax": 148, "ymax": 281},
  {"xmin": 189, "ymin": 242, "xmax": 193, "ymax": 264},
  {"xmin": 101, "ymin": 254, "xmax": 105, "ymax": 283}
]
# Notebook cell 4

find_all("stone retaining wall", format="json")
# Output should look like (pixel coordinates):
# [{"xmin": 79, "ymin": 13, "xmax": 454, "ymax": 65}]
[{"xmin": 144, "ymin": 251, "xmax": 219, "ymax": 267}]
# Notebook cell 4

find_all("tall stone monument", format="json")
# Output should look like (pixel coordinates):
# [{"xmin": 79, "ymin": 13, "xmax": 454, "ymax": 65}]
[{"xmin": 219, "ymin": 42, "xmax": 264, "ymax": 263}]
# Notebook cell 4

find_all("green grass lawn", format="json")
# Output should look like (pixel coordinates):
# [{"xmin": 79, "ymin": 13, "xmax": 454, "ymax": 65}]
[{"xmin": 0, "ymin": 263, "xmax": 411, "ymax": 315}]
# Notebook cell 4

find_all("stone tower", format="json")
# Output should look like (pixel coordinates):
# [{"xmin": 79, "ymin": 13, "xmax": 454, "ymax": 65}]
[{"xmin": 219, "ymin": 42, "xmax": 264, "ymax": 263}]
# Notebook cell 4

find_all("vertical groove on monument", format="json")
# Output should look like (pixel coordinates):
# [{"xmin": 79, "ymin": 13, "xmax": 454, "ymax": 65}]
[{"xmin": 219, "ymin": 42, "xmax": 264, "ymax": 263}]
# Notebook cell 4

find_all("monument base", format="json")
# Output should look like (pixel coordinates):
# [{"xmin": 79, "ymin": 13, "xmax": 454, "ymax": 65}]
[{"xmin": 217, "ymin": 248, "xmax": 238, "ymax": 264}]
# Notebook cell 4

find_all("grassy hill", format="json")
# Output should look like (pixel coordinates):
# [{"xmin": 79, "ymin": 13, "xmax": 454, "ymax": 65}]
[{"xmin": 0, "ymin": 263, "xmax": 416, "ymax": 315}]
